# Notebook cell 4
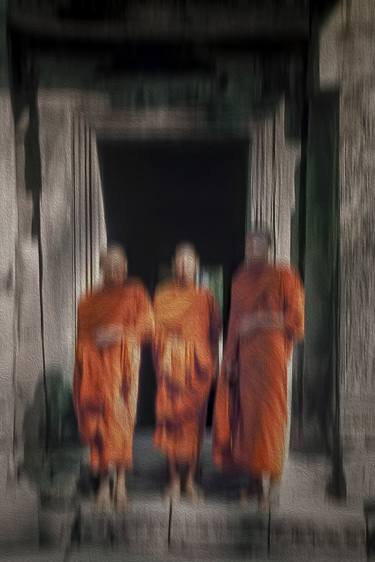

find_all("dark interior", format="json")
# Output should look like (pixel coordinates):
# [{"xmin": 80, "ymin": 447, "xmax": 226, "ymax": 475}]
[{"xmin": 97, "ymin": 138, "xmax": 249, "ymax": 426}]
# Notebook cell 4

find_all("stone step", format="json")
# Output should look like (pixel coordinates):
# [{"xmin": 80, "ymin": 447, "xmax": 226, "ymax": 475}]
[
  {"xmin": 0, "ymin": 547, "xmax": 364, "ymax": 562},
  {"xmin": 169, "ymin": 500, "xmax": 268, "ymax": 557},
  {"xmin": 67, "ymin": 549, "xmax": 363, "ymax": 562},
  {"xmin": 0, "ymin": 481, "xmax": 39, "ymax": 548},
  {"xmin": 24, "ymin": 432, "xmax": 367, "ymax": 559},
  {"xmin": 39, "ymin": 497, "xmax": 366, "ymax": 560},
  {"xmin": 77, "ymin": 497, "xmax": 170, "ymax": 554}
]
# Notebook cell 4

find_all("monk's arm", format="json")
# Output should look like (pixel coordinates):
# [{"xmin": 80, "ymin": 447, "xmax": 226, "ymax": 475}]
[
  {"xmin": 209, "ymin": 294, "xmax": 222, "ymax": 375},
  {"xmin": 222, "ymin": 281, "xmax": 241, "ymax": 375},
  {"xmin": 133, "ymin": 286, "xmax": 155, "ymax": 343},
  {"xmin": 151, "ymin": 288, "xmax": 166, "ymax": 372},
  {"xmin": 72, "ymin": 301, "xmax": 84, "ymax": 414},
  {"xmin": 283, "ymin": 267, "xmax": 305, "ymax": 342},
  {"xmin": 209, "ymin": 294, "xmax": 222, "ymax": 345}
]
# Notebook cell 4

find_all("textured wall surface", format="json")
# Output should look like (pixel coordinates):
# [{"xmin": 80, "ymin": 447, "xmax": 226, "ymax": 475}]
[
  {"xmin": 340, "ymin": 78, "xmax": 375, "ymax": 442},
  {"xmin": 317, "ymin": 0, "xmax": 375, "ymax": 498},
  {"xmin": 0, "ymin": 0, "xmax": 17, "ymax": 480},
  {"xmin": 336, "ymin": 2, "xmax": 375, "ymax": 448}
]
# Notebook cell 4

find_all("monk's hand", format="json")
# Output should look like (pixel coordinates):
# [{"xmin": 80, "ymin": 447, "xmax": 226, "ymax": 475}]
[
  {"xmin": 225, "ymin": 362, "xmax": 238, "ymax": 383},
  {"xmin": 261, "ymin": 311, "xmax": 284, "ymax": 330},
  {"xmin": 239, "ymin": 312, "xmax": 284, "ymax": 335},
  {"xmin": 238, "ymin": 316, "xmax": 256, "ymax": 335},
  {"xmin": 212, "ymin": 355, "xmax": 220, "ymax": 382},
  {"xmin": 95, "ymin": 325, "xmax": 123, "ymax": 348}
]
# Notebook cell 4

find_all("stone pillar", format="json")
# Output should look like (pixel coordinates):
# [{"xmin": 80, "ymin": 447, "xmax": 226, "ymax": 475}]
[
  {"xmin": 10, "ymin": 90, "xmax": 108, "ymax": 465},
  {"xmin": 34, "ymin": 91, "xmax": 108, "ymax": 447},
  {"xmin": 0, "ymin": 1, "xmax": 40, "ymax": 546},
  {"xmin": 248, "ymin": 98, "xmax": 300, "ymax": 263},
  {"xmin": 0, "ymin": 0, "xmax": 18, "ymax": 483},
  {"xmin": 319, "ymin": 0, "xmax": 375, "ymax": 500}
]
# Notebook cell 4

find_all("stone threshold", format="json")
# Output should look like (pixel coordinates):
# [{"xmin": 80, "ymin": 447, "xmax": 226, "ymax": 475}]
[{"xmin": 38, "ymin": 495, "xmax": 366, "ymax": 560}]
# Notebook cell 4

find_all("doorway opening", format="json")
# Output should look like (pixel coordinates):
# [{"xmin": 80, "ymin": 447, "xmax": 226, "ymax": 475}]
[{"xmin": 98, "ymin": 138, "xmax": 249, "ymax": 427}]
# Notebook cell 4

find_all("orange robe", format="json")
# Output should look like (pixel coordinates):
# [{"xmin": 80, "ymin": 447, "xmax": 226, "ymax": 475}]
[
  {"xmin": 73, "ymin": 280, "xmax": 154, "ymax": 473},
  {"xmin": 212, "ymin": 263, "xmax": 304, "ymax": 479},
  {"xmin": 153, "ymin": 281, "xmax": 221, "ymax": 463}
]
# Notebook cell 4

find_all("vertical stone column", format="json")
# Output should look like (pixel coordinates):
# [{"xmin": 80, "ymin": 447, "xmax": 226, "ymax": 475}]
[
  {"xmin": 10, "ymin": 90, "xmax": 108, "ymax": 465},
  {"xmin": 248, "ymin": 98, "xmax": 300, "ymax": 263},
  {"xmin": 339, "ymin": 3, "xmax": 375, "ymax": 498},
  {"xmin": 0, "ymin": 0, "xmax": 17, "ymax": 486},
  {"xmin": 0, "ymin": 2, "xmax": 40, "ymax": 545},
  {"xmin": 71, "ymin": 108, "xmax": 108, "ymax": 308},
  {"xmin": 37, "ymin": 90, "xmax": 107, "ymax": 382},
  {"xmin": 319, "ymin": 0, "xmax": 375, "ymax": 499}
]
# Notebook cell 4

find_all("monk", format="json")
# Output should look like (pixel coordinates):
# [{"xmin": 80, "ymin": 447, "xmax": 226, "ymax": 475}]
[
  {"xmin": 212, "ymin": 230, "xmax": 304, "ymax": 509},
  {"xmin": 73, "ymin": 244, "xmax": 154, "ymax": 511},
  {"xmin": 153, "ymin": 243, "xmax": 221, "ymax": 502}
]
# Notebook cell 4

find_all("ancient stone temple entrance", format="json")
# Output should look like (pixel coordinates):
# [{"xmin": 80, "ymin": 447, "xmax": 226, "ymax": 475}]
[{"xmin": 97, "ymin": 137, "xmax": 248, "ymax": 426}]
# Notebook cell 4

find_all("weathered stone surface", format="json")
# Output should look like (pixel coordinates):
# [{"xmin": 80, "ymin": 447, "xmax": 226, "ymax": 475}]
[
  {"xmin": 38, "ymin": 93, "xmax": 108, "ymax": 392},
  {"xmin": 343, "ymin": 452, "xmax": 375, "ymax": 501},
  {"xmin": 169, "ymin": 500, "xmax": 267, "ymax": 556},
  {"xmin": 347, "ymin": 0, "xmax": 375, "ymax": 27},
  {"xmin": 249, "ymin": 98, "xmax": 300, "ymax": 263},
  {"xmin": 0, "ymin": 0, "xmax": 17, "ymax": 482},
  {"xmin": 270, "ymin": 506, "xmax": 365, "ymax": 559},
  {"xmin": 0, "ymin": 91, "xmax": 16, "ymax": 471},
  {"xmin": 0, "ymin": 550, "xmax": 64, "ymax": 562},
  {"xmin": 39, "ymin": 507, "xmax": 76, "ymax": 546},
  {"xmin": 339, "ymin": 80, "xmax": 375, "ymax": 449},
  {"xmin": 0, "ymin": 481, "xmax": 38, "ymax": 546},
  {"xmin": 11, "ymin": 432, "xmax": 366, "ymax": 557},
  {"xmin": 317, "ymin": 1, "xmax": 375, "ymax": 501},
  {"xmin": 79, "ymin": 498, "xmax": 169, "ymax": 552},
  {"xmin": 67, "ymin": 550, "xmax": 364, "ymax": 562}
]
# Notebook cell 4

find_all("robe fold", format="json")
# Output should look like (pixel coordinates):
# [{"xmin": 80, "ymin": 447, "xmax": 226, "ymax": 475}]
[
  {"xmin": 73, "ymin": 280, "xmax": 154, "ymax": 473},
  {"xmin": 153, "ymin": 281, "xmax": 221, "ymax": 463},
  {"xmin": 212, "ymin": 263, "xmax": 304, "ymax": 479}
]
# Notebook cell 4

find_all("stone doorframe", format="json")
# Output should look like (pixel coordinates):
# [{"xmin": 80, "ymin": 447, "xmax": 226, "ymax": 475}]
[{"xmin": 12, "ymin": 89, "xmax": 300, "ymax": 471}]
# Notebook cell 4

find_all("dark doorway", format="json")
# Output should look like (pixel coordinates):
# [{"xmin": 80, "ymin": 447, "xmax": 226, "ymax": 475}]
[
  {"xmin": 98, "ymin": 138, "xmax": 249, "ymax": 427},
  {"xmin": 300, "ymin": 91, "xmax": 339, "ymax": 453}
]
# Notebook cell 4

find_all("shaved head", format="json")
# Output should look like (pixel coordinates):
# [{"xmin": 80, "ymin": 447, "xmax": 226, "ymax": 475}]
[
  {"xmin": 246, "ymin": 229, "xmax": 272, "ymax": 246},
  {"xmin": 100, "ymin": 243, "xmax": 128, "ymax": 286},
  {"xmin": 245, "ymin": 229, "xmax": 271, "ymax": 263},
  {"xmin": 174, "ymin": 242, "xmax": 199, "ymax": 284},
  {"xmin": 175, "ymin": 242, "xmax": 197, "ymax": 258},
  {"xmin": 100, "ymin": 243, "xmax": 126, "ymax": 264}
]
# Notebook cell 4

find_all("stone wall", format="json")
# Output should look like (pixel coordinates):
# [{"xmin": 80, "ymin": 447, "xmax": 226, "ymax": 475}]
[
  {"xmin": 318, "ymin": 0, "xmax": 375, "ymax": 498},
  {"xmin": 0, "ymin": 0, "xmax": 17, "ymax": 484}
]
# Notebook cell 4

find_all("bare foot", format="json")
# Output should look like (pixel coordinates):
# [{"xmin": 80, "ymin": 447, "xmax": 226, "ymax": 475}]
[
  {"xmin": 269, "ymin": 483, "xmax": 281, "ymax": 510},
  {"xmin": 185, "ymin": 481, "xmax": 202, "ymax": 504},
  {"xmin": 164, "ymin": 480, "xmax": 181, "ymax": 502},
  {"xmin": 257, "ymin": 494, "xmax": 270, "ymax": 513},
  {"xmin": 96, "ymin": 487, "xmax": 112, "ymax": 513},
  {"xmin": 240, "ymin": 487, "xmax": 250, "ymax": 507},
  {"xmin": 114, "ymin": 486, "xmax": 128, "ymax": 512}
]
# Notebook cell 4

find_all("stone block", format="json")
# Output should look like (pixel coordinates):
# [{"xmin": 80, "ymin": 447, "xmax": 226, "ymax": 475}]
[
  {"xmin": 39, "ymin": 506, "xmax": 76, "ymax": 547},
  {"xmin": 0, "ymin": 482, "xmax": 39, "ymax": 547},
  {"xmin": 0, "ymin": 549, "xmax": 64, "ymax": 562},
  {"xmin": 79, "ymin": 497, "xmax": 169, "ymax": 553},
  {"xmin": 270, "ymin": 505, "xmax": 366, "ymax": 559},
  {"xmin": 169, "ymin": 499, "xmax": 268, "ymax": 557},
  {"xmin": 364, "ymin": 498, "xmax": 375, "ymax": 557},
  {"xmin": 344, "ymin": 452, "xmax": 375, "ymax": 501}
]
